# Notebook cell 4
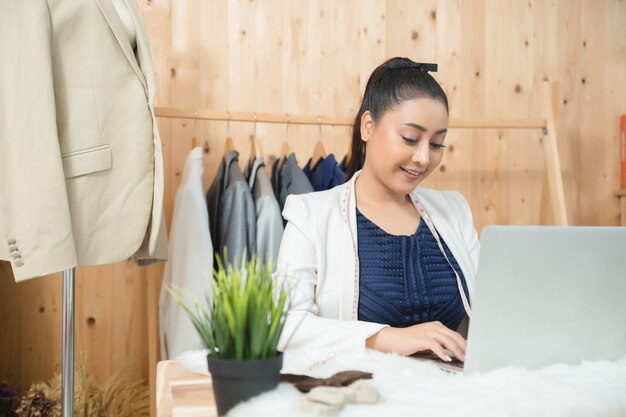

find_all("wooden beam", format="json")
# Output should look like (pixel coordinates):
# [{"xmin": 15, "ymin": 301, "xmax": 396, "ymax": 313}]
[{"xmin": 154, "ymin": 107, "xmax": 545, "ymax": 129}]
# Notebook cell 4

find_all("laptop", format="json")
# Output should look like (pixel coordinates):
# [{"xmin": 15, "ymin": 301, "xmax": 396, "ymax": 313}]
[{"xmin": 415, "ymin": 226, "xmax": 626, "ymax": 374}]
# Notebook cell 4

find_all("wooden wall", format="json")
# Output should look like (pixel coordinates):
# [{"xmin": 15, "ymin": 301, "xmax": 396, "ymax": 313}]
[{"xmin": 1, "ymin": 0, "xmax": 624, "ymax": 414}]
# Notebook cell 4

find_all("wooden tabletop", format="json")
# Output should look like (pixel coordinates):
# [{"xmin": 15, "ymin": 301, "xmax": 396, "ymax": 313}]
[{"xmin": 156, "ymin": 360, "xmax": 217, "ymax": 417}]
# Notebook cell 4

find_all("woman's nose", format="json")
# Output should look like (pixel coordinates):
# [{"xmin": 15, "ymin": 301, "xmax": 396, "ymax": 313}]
[{"xmin": 411, "ymin": 142, "xmax": 430, "ymax": 166}]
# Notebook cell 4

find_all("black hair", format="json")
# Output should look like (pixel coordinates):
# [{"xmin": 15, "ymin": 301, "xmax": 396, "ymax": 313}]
[{"xmin": 345, "ymin": 57, "xmax": 449, "ymax": 180}]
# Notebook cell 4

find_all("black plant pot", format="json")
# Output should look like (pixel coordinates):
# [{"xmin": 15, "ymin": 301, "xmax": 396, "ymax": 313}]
[{"xmin": 207, "ymin": 352, "xmax": 283, "ymax": 416}]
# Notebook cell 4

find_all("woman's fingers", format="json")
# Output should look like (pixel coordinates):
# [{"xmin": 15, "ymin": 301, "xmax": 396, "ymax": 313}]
[
  {"xmin": 430, "ymin": 322, "xmax": 467, "ymax": 357},
  {"xmin": 445, "ymin": 329, "xmax": 467, "ymax": 352},
  {"xmin": 426, "ymin": 339, "xmax": 453, "ymax": 362},
  {"xmin": 432, "ymin": 332, "xmax": 465, "ymax": 362}
]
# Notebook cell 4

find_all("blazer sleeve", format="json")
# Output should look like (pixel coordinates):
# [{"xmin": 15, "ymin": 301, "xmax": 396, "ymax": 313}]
[
  {"xmin": 274, "ymin": 194, "xmax": 387, "ymax": 354},
  {"xmin": 0, "ymin": 0, "xmax": 77, "ymax": 281},
  {"xmin": 446, "ymin": 191, "xmax": 480, "ymax": 273}
]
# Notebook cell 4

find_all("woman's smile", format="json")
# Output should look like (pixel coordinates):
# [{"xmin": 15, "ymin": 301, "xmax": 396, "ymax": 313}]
[{"xmin": 400, "ymin": 166, "xmax": 425, "ymax": 179}]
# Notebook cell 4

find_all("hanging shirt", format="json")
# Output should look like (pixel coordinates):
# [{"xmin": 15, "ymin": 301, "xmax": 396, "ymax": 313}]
[
  {"xmin": 272, "ymin": 153, "xmax": 314, "ymax": 211},
  {"xmin": 206, "ymin": 150, "xmax": 256, "ymax": 266},
  {"xmin": 159, "ymin": 147, "xmax": 213, "ymax": 360},
  {"xmin": 245, "ymin": 157, "xmax": 284, "ymax": 264},
  {"xmin": 356, "ymin": 208, "xmax": 469, "ymax": 331},
  {"xmin": 303, "ymin": 153, "xmax": 347, "ymax": 191}
]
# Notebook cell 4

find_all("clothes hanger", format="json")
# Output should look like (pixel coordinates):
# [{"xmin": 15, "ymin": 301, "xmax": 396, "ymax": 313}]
[
  {"xmin": 191, "ymin": 111, "xmax": 199, "ymax": 149},
  {"xmin": 279, "ymin": 141, "xmax": 293, "ymax": 160},
  {"xmin": 249, "ymin": 113, "xmax": 263, "ymax": 164},
  {"xmin": 278, "ymin": 113, "xmax": 293, "ymax": 171},
  {"xmin": 224, "ymin": 111, "xmax": 234, "ymax": 157},
  {"xmin": 250, "ymin": 137, "xmax": 262, "ymax": 159},
  {"xmin": 310, "ymin": 116, "xmax": 328, "ymax": 171}
]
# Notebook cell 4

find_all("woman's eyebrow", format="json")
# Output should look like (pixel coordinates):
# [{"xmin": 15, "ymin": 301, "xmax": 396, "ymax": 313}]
[{"xmin": 402, "ymin": 123, "xmax": 447, "ymax": 135}]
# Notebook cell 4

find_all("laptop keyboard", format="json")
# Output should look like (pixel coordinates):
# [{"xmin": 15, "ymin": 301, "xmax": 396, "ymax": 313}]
[{"xmin": 410, "ymin": 352, "xmax": 465, "ymax": 369}]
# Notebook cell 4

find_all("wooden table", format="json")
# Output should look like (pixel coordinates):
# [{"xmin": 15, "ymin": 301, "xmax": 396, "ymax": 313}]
[
  {"xmin": 156, "ymin": 360, "xmax": 217, "ymax": 417},
  {"xmin": 617, "ymin": 190, "xmax": 626, "ymax": 226}
]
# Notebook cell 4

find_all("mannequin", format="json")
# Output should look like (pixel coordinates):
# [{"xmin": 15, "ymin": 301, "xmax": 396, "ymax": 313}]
[{"xmin": 0, "ymin": 0, "xmax": 168, "ymax": 282}]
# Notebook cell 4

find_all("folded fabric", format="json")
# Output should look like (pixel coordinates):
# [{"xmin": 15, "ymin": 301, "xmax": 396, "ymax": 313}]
[
  {"xmin": 301, "ymin": 381, "xmax": 380, "ymax": 415},
  {"xmin": 280, "ymin": 370, "xmax": 373, "ymax": 393}
]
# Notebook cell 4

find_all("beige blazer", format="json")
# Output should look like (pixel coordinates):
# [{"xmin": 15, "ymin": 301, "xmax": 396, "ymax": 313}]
[{"xmin": 0, "ymin": 0, "xmax": 167, "ymax": 282}]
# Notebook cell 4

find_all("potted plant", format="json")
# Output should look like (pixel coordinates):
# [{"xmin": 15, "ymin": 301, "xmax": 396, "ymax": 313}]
[{"xmin": 168, "ymin": 255, "xmax": 290, "ymax": 416}]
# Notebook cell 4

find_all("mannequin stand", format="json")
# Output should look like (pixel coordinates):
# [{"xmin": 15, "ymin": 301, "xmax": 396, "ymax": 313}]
[{"xmin": 62, "ymin": 267, "xmax": 75, "ymax": 417}]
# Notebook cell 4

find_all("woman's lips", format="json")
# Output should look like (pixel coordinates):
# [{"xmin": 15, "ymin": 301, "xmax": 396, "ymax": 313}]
[{"xmin": 400, "ymin": 166, "xmax": 425, "ymax": 179}]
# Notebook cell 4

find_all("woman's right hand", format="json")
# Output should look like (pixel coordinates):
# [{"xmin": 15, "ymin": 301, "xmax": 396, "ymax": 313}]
[{"xmin": 365, "ymin": 321, "xmax": 466, "ymax": 362}]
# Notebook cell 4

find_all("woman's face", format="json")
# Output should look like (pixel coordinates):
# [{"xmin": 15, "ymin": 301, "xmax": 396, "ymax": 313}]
[{"xmin": 360, "ymin": 97, "xmax": 449, "ymax": 196}]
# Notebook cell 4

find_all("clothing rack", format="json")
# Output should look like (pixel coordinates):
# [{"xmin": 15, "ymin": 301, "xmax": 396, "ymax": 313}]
[
  {"xmin": 154, "ymin": 107, "xmax": 545, "ymax": 129},
  {"xmin": 153, "ymin": 82, "xmax": 566, "ymax": 226},
  {"xmin": 154, "ymin": 82, "xmax": 566, "ymax": 224}
]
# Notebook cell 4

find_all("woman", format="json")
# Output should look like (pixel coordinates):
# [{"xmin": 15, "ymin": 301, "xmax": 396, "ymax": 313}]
[{"xmin": 275, "ymin": 57, "xmax": 479, "ymax": 364}]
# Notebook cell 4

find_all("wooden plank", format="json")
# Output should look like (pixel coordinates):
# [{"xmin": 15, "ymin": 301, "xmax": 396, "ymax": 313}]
[
  {"xmin": 430, "ymin": 0, "xmax": 461, "ymax": 196},
  {"xmin": 156, "ymin": 361, "xmax": 216, "ymax": 417},
  {"xmin": 578, "ymin": 0, "xmax": 608, "ymax": 225},
  {"xmin": 0, "ymin": 266, "xmax": 63, "ymax": 389},
  {"xmin": 605, "ymin": 0, "xmax": 626, "ymax": 226},
  {"xmin": 540, "ymin": 81, "xmax": 568, "ymax": 225},
  {"xmin": 281, "ymin": 0, "xmax": 310, "ymax": 167},
  {"xmin": 135, "ymin": 0, "xmax": 173, "ymax": 414}
]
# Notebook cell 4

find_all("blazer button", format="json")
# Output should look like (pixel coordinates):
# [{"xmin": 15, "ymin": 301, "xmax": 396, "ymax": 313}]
[
  {"xmin": 14, "ymin": 259, "xmax": 24, "ymax": 267},
  {"xmin": 8, "ymin": 244, "xmax": 18, "ymax": 252},
  {"xmin": 7, "ymin": 238, "xmax": 17, "ymax": 245},
  {"xmin": 11, "ymin": 252, "xmax": 21, "ymax": 259}
]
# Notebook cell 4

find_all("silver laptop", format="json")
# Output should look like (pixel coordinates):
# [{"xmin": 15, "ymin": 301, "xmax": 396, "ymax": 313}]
[{"xmin": 417, "ymin": 226, "xmax": 626, "ymax": 374}]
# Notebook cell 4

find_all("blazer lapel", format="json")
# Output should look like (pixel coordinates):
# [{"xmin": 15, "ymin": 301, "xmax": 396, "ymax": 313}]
[
  {"xmin": 411, "ymin": 190, "xmax": 476, "ymax": 299},
  {"xmin": 340, "ymin": 172, "xmax": 360, "ymax": 320},
  {"xmin": 122, "ymin": 0, "xmax": 156, "ymax": 98},
  {"xmin": 93, "ymin": 0, "xmax": 148, "ymax": 94}
]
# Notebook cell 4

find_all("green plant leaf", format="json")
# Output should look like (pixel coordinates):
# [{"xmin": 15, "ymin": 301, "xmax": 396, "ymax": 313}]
[{"xmin": 167, "ymin": 253, "xmax": 289, "ymax": 360}]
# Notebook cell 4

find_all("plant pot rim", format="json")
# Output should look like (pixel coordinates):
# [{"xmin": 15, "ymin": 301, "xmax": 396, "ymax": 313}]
[
  {"xmin": 207, "ymin": 352, "xmax": 284, "ymax": 378},
  {"xmin": 207, "ymin": 351, "xmax": 283, "ymax": 364}
]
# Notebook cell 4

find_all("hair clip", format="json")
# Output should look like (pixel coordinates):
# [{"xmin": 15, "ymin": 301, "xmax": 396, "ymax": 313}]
[{"xmin": 388, "ymin": 60, "xmax": 438, "ymax": 72}]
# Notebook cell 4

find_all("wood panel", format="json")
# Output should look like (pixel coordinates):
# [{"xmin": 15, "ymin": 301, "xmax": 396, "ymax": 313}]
[{"xmin": 2, "ymin": 3, "xmax": 625, "ymax": 417}]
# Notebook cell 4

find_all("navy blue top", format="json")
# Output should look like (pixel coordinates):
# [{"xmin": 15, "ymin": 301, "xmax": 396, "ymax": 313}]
[
  {"xmin": 303, "ymin": 154, "xmax": 347, "ymax": 191},
  {"xmin": 356, "ymin": 208, "xmax": 469, "ymax": 330}
]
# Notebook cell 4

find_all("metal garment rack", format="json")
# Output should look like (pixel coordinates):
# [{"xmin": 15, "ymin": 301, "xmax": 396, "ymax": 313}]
[
  {"xmin": 62, "ymin": 268, "xmax": 75, "ymax": 417},
  {"xmin": 59, "ymin": 82, "xmax": 565, "ymax": 417}
]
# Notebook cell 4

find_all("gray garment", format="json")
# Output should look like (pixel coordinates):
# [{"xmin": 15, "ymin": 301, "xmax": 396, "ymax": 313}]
[
  {"xmin": 278, "ymin": 153, "xmax": 314, "ymax": 211},
  {"xmin": 246, "ymin": 157, "xmax": 284, "ymax": 265},
  {"xmin": 206, "ymin": 150, "xmax": 256, "ymax": 266}
]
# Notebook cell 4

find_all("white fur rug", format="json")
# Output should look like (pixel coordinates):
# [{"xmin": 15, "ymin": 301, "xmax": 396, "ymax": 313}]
[{"xmin": 176, "ymin": 349, "xmax": 626, "ymax": 417}]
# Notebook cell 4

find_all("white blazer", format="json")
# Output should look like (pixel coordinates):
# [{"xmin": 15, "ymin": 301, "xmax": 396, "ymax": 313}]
[
  {"xmin": 159, "ymin": 148, "xmax": 213, "ymax": 360},
  {"xmin": 275, "ymin": 170, "xmax": 480, "ymax": 355}
]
